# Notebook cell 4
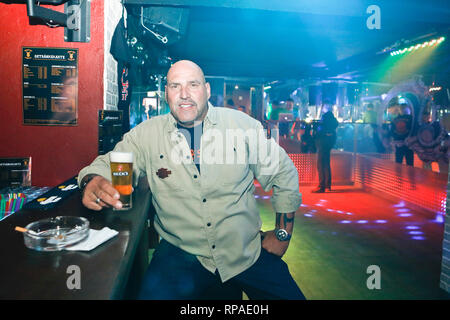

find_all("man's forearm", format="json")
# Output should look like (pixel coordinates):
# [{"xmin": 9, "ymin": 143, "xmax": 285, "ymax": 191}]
[{"xmin": 276, "ymin": 212, "xmax": 295, "ymax": 234}]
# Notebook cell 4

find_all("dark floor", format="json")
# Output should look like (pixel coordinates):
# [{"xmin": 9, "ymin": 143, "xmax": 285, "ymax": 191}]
[{"xmin": 256, "ymin": 184, "xmax": 450, "ymax": 300}]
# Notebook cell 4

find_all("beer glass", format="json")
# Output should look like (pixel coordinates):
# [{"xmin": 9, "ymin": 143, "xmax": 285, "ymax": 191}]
[{"xmin": 109, "ymin": 151, "xmax": 133, "ymax": 210}]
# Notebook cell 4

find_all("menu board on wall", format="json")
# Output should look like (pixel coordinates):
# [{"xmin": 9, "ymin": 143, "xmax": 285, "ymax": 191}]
[
  {"xmin": 22, "ymin": 47, "xmax": 78, "ymax": 126},
  {"xmin": 0, "ymin": 157, "xmax": 31, "ymax": 189}
]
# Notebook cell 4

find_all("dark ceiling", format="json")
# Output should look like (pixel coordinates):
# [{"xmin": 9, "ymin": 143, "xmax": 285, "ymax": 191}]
[
  {"xmin": 123, "ymin": 0, "xmax": 450, "ymax": 84},
  {"xmin": 122, "ymin": 0, "xmax": 450, "ymax": 83}
]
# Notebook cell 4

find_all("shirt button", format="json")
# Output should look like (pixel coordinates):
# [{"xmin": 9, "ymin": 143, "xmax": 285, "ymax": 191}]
[
  {"xmin": 160, "ymin": 155, "xmax": 164, "ymax": 159},
  {"xmin": 194, "ymin": 175, "xmax": 198, "ymax": 179},
  {"xmin": 212, "ymin": 245, "xmax": 216, "ymax": 249},
  {"xmin": 203, "ymin": 198, "xmax": 207, "ymax": 203},
  {"xmin": 207, "ymin": 222, "xmax": 211, "ymax": 227}
]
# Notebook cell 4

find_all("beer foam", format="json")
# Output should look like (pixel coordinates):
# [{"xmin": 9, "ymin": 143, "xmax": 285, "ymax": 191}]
[{"xmin": 109, "ymin": 151, "xmax": 133, "ymax": 163}]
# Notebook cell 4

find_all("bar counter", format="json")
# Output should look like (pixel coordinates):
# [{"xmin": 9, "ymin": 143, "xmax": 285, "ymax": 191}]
[{"xmin": 0, "ymin": 179, "xmax": 151, "ymax": 299}]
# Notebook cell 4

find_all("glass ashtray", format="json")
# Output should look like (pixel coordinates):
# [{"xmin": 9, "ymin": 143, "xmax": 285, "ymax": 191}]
[{"xmin": 23, "ymin": 216, "xmax": 90, "ymax": 251}]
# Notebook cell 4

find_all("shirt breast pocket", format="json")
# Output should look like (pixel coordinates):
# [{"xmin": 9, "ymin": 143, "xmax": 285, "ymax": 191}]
[{"xmin": 149, "ymin": 154, "xmax": 184, "ymax": 191}]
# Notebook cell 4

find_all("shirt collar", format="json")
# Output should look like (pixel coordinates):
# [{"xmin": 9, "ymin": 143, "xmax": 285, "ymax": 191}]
[{"xmin": 166, "ymin": 101, "xmax": 217, "ymax": 132}]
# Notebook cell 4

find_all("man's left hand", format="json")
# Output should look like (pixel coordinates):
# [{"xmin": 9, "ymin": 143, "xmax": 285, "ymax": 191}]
[{"xmin": 260, "ymin": 230, "xmax": 290, "ymax": 257}]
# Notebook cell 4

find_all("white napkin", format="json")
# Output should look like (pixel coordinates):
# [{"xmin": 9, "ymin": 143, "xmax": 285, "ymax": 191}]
[{"xmin": 65, "ymin": 227, "xmax": 119, "ymax": 251}]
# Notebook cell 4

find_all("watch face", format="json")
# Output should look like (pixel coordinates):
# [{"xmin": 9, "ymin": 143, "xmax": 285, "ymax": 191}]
[{"xmin": 276, "ymin": 229, "xmax": 289, "ymax": 241}]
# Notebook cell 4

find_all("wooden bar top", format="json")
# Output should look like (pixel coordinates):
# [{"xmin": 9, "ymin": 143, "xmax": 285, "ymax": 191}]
[{"xmin": 0, "ymin": 182, "xmax": 151, "ymax": 299}]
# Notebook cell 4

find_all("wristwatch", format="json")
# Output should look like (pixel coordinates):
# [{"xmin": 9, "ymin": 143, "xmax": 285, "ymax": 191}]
[{"xmin": 275, "ymin": 228, "xmax": 292, "ymax": 241}]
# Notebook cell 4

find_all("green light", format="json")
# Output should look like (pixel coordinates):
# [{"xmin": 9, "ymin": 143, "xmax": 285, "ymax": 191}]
[{"xmin": 267, "ymin": 102, "xmax": 272, "ymax": 119}]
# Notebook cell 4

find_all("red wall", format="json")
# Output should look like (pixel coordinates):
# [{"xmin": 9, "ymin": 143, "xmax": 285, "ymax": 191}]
[{"xmin": 0, "ymin": 2, "xmax": 104, "ymax": 187}]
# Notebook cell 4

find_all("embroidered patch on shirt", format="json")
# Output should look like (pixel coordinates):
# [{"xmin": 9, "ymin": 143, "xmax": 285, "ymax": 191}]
[{"xmin": 156, "ymin": 168, "xmax": 172, "ymax": 179}]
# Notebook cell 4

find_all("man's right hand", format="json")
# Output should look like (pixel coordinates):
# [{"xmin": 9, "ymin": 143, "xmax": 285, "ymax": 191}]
[{"xmin": 81, "ymin": 175, "xmax": 123, "ymax": 211}]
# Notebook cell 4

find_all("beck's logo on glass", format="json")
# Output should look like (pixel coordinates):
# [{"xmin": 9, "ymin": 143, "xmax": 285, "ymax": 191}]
[
  {"xmin": 113, "ymin": 172, "xmax": 129, "ymax": 176},
  {"xmin": 156, "ymin": 168, "xmax": 171, "ymax": 179},
  {"xmin": 112, "ymin": 164, "xmax": 129, "ymax": 176}
]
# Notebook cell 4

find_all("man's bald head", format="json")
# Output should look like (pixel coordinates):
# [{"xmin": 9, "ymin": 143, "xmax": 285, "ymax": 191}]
[
  {"xmin": 167, "ymin": 60, "xmax": 206, "ymax": 83},
  {"xmin": 165, "ymin": 60, "xmax": 211, "ymax": 127}
]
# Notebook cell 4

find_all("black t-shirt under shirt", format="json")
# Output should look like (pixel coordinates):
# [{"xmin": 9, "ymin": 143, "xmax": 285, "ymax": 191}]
[{"xmin": 177, "ymin": 122, "xmax": 203, "ymax": 173}]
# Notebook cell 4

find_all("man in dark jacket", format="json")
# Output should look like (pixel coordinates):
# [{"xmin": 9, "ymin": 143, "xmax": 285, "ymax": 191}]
[{"xmin": 312, "ymin": 101, "xmax": 339, "ymax": 193}]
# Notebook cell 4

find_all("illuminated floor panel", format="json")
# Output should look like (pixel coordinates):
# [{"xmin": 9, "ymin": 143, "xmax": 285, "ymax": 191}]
[{"xmin": 255, "ymin": 185, "xmax": 449, "ymax": 300}]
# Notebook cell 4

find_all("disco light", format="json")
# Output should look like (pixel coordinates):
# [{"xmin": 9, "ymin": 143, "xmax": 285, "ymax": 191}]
[{"xmin": 389, "ymin": 36, "xmax": 445, "ymax": 56}]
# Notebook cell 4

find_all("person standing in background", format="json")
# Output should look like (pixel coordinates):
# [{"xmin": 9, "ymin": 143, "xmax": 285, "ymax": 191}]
[{"xmin": 312, "ymin": 100, "xmax": 339, "ymax": 193}]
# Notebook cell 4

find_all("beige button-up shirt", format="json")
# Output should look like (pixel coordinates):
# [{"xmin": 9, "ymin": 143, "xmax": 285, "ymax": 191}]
[{"xmin": 78, "ymin": 103, "xmax": 301, "ymax": 282}]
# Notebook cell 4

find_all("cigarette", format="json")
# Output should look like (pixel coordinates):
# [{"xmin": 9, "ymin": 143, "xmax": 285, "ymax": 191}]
[{"xmin": 15, "ymin": 226, "xmax": 39, "ymax": 236}]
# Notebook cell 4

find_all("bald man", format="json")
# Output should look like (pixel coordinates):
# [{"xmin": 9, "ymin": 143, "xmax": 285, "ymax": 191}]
[{"xmin": 78, "ymin": 60, "xmax": 305, "ymax": 300}]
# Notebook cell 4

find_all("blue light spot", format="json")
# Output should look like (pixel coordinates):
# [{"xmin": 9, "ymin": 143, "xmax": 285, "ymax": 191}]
[
  {"xmin": 411, "ymin": 236, "xmax": 426, "ymax": 240},
  {"xmin": 405, "ymin": 226, "xmax": 420, "ymax": 230},
  {"xmin": 262, "ymin": 196, "xmax": 270, "ymax": 200},
  {"xmin": 346, "ymin": 212, "xmax": 353, "ymax": 215},
  {"xmin": 393, "ymin": 201, "xmax": 406, "ymax": 208},
  {"xmin": 304, "ymin": 213, "xmax": 314, "ymax": 217},
  {"xmin": 254, "ymin": 195, "xmax": 260, "ymax": 199},
  {"xmin": 395, "ymin": 208, "xmax": 410, "ymax": 213},
  {"xmin": 356, "ymin": 220, "xmax": 368, "ymax": 224},
  {"xmin": 375, "ymin": 220, "xmax": 387, "ymax": 223},
  {"xmin": 340, "ymin": 220, "xmax": 352, "ymax": 224},
  {"xmin": 408, "ymin": 231, "xmax": 423, "ymax": 235},
  {"xmin": 337, "ymin": 210, "xmax": 344, "ymax": 213},
  {"xmin": 301, "ymin": 204, "xmax": 308, "ymax": 207},
  {"xmin": 327, "ymin": 209, "xmax": 334, "ymax": 212},
  {"xmin": 434, "ymin": 214, "xmax": 445, "ymax": 223},
  {"xmin": 398, "ymin": 213, "xmax": 412, "ymax": 217}
]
